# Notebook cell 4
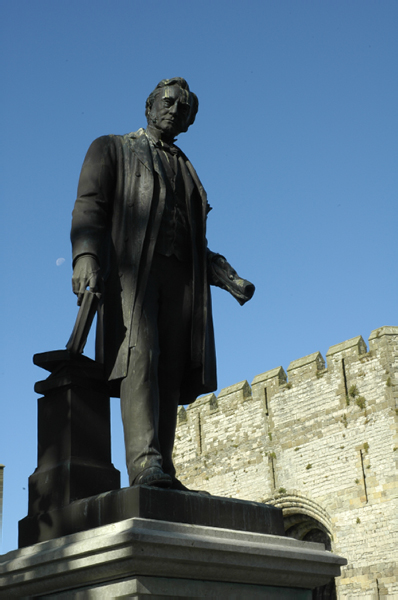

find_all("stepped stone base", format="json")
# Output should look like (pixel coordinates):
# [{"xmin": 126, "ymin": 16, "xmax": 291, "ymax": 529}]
[
  {"xmin": 0, "ymin": 515, "xmax": 346, "ymax": 599},
  {"xmin": 19, "ymin": 484, "xmax": 285, "ymax": 547}
]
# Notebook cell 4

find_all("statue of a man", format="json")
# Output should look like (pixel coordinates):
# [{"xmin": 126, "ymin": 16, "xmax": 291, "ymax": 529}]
[{"xmin": 71, "ymin": 78, "xmax": 254, "ymax": 490}]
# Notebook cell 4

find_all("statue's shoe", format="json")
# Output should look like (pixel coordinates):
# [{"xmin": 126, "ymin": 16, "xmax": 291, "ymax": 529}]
[
  {"xmin": 133, "ymin": 467, "xmax": 172, "ymax": 488},
  {"xmin": 171, "ymin": 477, "xmax": 210, "ymax": 495}
]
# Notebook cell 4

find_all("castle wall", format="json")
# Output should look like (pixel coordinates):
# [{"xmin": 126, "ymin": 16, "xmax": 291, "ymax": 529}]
[{"xmin": 174, "ymin": 326, "xmax": 398, "ymax": 598}]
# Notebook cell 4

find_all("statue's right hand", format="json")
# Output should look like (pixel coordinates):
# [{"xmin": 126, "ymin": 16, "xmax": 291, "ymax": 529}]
[{"xmin": 72, "ymin": 255, "xmax": 102, "ymax": 306}]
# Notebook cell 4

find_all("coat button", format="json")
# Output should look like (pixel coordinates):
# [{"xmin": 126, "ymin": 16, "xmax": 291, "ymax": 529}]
[{"xmin": 136, "ymin": 172, "xmax": 141, "ymax": 177}]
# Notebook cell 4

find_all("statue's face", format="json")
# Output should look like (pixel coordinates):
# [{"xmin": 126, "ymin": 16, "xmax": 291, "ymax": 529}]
[{"xmin": 148, "ymin": 85, "xmax": 192, "ymax": 140}]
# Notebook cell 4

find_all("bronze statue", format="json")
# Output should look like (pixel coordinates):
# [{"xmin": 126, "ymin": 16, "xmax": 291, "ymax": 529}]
[{"xmin": 71, "ymin": 78, "xmax": 254, "ymax": 491}]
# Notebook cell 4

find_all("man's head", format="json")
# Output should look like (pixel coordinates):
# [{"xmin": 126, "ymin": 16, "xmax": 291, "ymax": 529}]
[{"xmin": 145, "ymin": 78, "xmax": 199, "ymax": 141}]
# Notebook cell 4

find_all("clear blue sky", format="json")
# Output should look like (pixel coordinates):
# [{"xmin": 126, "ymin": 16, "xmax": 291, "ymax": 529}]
[{"xmin": 1, "ymin": 1, "xmax": 397, "ymax": 554}]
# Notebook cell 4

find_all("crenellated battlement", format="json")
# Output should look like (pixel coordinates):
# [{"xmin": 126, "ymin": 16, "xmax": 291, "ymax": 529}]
[
  {"xmin": 174, "ymin": 326, "xmax": 398, "ymax": 599},
  {"xmin": 287, "ymin": 351, "xmax": 325, "ymax": 383},
  {"xmin": 176, "ymin": 326, "xmax": 397, "ymax": 428}
]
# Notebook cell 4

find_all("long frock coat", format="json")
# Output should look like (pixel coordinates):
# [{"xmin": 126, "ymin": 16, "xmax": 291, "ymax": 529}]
[{"xmin": 71, "ymin": 129, "xmax": 217, "ymax": 404}]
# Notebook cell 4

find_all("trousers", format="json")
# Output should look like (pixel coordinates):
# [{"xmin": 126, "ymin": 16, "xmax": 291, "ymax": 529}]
[{"xmin": 120, "ymin": 253, "xmax": 193, "ymax": 485}]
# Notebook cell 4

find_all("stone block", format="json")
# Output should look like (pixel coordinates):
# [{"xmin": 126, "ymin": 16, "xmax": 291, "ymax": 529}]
[
  {"xmin": 287, "ymin": 352, "xmax": 325, "ymax": 383},
  {"xmin": 251, "ymin": 366, "xmax": 287, "ymax": 400},
  {"xmin": 326, "ymin": 336, "xmax": 368, "ymax": 369},
  {"xmin": 218, "ymin": 379, "xmax": 252, "ymax": 404},
  {"xmin": 18, "ymin": 484, "xmax": 285, "ymax": 547}
]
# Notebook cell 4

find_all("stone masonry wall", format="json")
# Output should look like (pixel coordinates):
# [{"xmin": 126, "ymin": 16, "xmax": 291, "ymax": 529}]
[{"xmin": 174, "ymin": 326, "xmax": 398, "ymax": 599}]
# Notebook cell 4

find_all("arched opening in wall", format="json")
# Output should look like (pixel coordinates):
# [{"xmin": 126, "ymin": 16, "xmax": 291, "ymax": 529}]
[{"xmin": 284, "ymin": 513, "xmax": 336, "ymax": 600}]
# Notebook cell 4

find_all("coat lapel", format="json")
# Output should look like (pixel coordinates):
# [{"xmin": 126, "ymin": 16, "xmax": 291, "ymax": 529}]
[{"xmin": 128, "ymin": 129, "xmax": 166, "ymax": 182}]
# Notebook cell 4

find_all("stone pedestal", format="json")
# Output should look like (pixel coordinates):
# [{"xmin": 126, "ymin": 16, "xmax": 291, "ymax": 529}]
[
  {"xmin": 1, "ymin": 513, "xmax": 346, "ymax": 599},
  {"xmin": 20, "ymin": 484, "xmax": 285, "ymax": 547},
  {"xmin": 19, "ymin": 350, "xmax": 120, "ymax": 547}
]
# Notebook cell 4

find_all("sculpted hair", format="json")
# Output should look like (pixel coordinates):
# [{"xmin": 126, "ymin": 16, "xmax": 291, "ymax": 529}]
[{"xmin": 145, "ymin": 77, "xmax": 199, "ymax": 131}]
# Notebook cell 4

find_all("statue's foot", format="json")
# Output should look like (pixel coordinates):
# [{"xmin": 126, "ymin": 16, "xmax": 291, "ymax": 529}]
[
  {"xmin": 171, "ymin": 477, "xmax": 210, "ymax": 495},
  {"xmin": 133, "ymin": 467, "xmax": 172, "ymax": 488}
]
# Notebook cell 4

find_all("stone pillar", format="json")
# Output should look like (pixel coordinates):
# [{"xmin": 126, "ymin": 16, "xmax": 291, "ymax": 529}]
[{"xmin": 18, "ymin": 350, "xmax": 120, "ymax": 548}]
